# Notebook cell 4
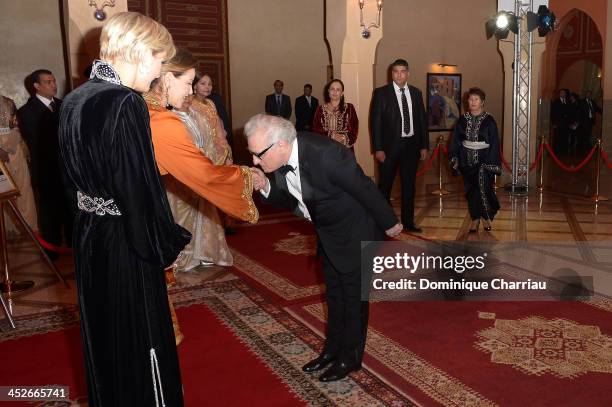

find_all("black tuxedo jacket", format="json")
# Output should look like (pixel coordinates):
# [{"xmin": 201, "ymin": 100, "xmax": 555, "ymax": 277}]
[
  {"xmin": 17, "ymin": 96, "xmax": 63, "ymax": 189},
  {"xmin": 263, "ymin": 133, "xmax": 397, "ymax": 273},
  {"xmin": 579, "ymin": 99, "xmax": 602, "ymax": 125},
  {"xmin": 370, "ymin": 83, "xmax": 428, "ymax": 153},
  {"xmin": 551, "ymin": 98, "xmax": 572, "ymax": 127},
  {"xmin": 295, "ymin": 95, "xmax": 319, "ymax": 131},
  {"xmin": 265, "ymin": 93, "xmax": 292, "ymax": 119}
]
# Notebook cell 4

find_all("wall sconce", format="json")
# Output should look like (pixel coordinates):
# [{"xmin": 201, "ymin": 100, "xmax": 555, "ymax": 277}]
[
  {"xmin": 359, "ymin": 0, "xmax": 383, "ymax": 39},
  {"xmin": 88, "ymin": 0, "xmax": 116, "ymax": 21},
  {"xmin": 438, "ymin": 64, "xmax": 458, "ymax": 68}
]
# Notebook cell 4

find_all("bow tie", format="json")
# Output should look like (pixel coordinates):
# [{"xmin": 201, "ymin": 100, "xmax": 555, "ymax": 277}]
[{"xmin": 278, "ymin": 164, "xmax": 295, "ymax": 176}]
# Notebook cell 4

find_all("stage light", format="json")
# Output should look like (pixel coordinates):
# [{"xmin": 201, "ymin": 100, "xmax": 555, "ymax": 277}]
[
  {"xmin": 486, "ymin": 11, "xmax": 518, "ymax": 40},
  {"xmin": 496, "ymin": 14, "xmax": 509, "ymax": 29},
  {"xmin": 527, "ymin": 5, "xmax": 556, "ymax": 37}
]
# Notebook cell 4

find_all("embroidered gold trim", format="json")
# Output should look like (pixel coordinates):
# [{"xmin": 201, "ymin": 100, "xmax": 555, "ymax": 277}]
[
  {"xmin": 239, "ymin": 166, "xmax": 259, "ymax": 224},
  {"xmin": 142, "ymin": 92, "xmax": 166, "ymax": 111}
]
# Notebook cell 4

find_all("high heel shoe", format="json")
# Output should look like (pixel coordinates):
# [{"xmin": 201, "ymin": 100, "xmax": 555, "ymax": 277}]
[
  {"xmin": 483, "ymin": 219, "xmax": 491, "ymax": 231},
  {"xmin": 469, "ymin": 219, "xmax": 480, "ymax": 233}
]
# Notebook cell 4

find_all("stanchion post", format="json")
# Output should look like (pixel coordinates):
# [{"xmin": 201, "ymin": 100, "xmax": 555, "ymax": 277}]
[
  {"xmin": 431, "ymin": 135, "xmax": 450, "ymax": 196},
  {"xmin": 538, "ymin": 138, "xmax": 546, "ymax": 191},
  {"xmin": 0, "ymin": 201, "xmax": 35, "ymax": 296},
  {"xmin": 590, "ymin": 139, "xmax": 608, "ymax": 202}
]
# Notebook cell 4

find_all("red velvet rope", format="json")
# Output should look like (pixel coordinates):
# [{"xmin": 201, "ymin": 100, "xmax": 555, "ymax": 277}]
[
  {"xmin": 415, "ymin": 145, "xmax": 440, "ymax": 177},
  {"xmin": 600, "ymin": 149, "xmax": 612, "ymax": 169},
  {"xmin": 528, "ymin": 143, "xmax": 545, "ymax": 172},
  {"xmin": 499, "ymin": 145, "xmax": 513, "ymax": 172},
  {"xmin": 33, "ymin": 232, "xmax": 73, "ymax": 254},
  {"xmin": 544, "ymin": 143, "xmax": 597, "ymax": 173}
]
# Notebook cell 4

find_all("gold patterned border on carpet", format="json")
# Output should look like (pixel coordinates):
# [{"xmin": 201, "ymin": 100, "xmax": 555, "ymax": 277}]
[
  {"xmin": 230, "ymin": 249, "xmax": 323, "ymax": 301},
  {"xmin": 303, "ymin": 303, "xmax": 498, "ymax": 407},
  {"xmin": 171, "ymin": 278, "xmax": 409, "ymax": 406}
]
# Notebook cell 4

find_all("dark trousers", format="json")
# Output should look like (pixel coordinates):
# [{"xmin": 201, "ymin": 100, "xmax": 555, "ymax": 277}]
[
  {"xmin": 378, "ymin": 137, "xmax": 419, "ymax": 226},
  {"xmin": 33, "ymin": 183, "xmax": 73, "ymax": 246},
  {"xmin": 321, "ymin": 251, "xmax": 369, "ymax": 365}
]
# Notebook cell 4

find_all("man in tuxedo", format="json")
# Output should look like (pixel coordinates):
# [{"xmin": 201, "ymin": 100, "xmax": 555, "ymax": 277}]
[
  {"xmin": 370, "ymin": 59, "xmax": 428, "ymax": 233},
  {"xmin": 245, "ymin": 114, "xmax": 402, "ymax": 382},
  {"xmin": 265, "ymin": 80, "xmax": 292, "ymax": 119},
  {"xmin": 579, "ymin": 90, "xmax": 602, "ymax": 149},
  {"xmin": 294, "ymin": 83, "xmax": 319, "ymax": 131},
  {"xmin": 551, "ymin": 89, "xmax": 571, "ymax": 153},
  {"xmin": 17, "ymin": 69, "xmax": 73, "ymax": 253}
]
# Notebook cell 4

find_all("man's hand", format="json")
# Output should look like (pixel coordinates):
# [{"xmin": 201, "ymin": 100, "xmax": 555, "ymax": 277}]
[
  {"xmin": 250, "ymin": 167, "xmax": 269, "ymax": 193},
  {"xmin": 385, "ymin": 222, "xmax": 403, "ymax": 237},
  {"xmin": 375, "ymin": 151, "xmax": 386, "ymax": 163},
  {"xmin": 420, "ymin": 149, "xmax": 428, "ymax": 161}
]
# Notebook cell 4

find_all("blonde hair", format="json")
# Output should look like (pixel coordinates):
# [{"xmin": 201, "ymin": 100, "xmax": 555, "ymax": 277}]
[
  {"xmin": 150, "ymin": 48, "xmax": 197, "ymax": 91},
  {"xmin": 99, "ymin": 12, "xmax": 175, "ymax": 64}
]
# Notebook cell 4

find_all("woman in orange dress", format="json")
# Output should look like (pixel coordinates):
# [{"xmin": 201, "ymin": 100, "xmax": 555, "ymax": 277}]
[
  {"xmin": 312, "ymin": 79, "xmax": 359, "ymax": 150},
  {"xmin": 143, "ymin": 49, "xmax": 258, "ymax": 343}
]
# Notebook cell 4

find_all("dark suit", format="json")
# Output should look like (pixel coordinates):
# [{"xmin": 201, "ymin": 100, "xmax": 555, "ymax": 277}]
[
  {"xmin": 265, "ymin": 93, "xmax": 292, "ymax": 119},
  {"xmin": 578, "ymin": 98, "xmax": 602, "ymax": 149},
  {"xmin": 208, "ymin": 92, "xmax": 233, "ymax": 146},
  {"xmin": 17, "ymin": 96, "xmax": 73, "ymax": 246},
  {"xmin": 551, "ymin": 98, "xmax": 571, "ymax": 153},
  {"xmin": 295, "ymin": 95, "xmax": 319, "ymax": 131},
  {"xmin": 263, "ymin": 133, "xmax": 397, "ymax": 364},
  {"xmin": 370, "ymin": 83, "xmax": 428, "ymax": 227}
]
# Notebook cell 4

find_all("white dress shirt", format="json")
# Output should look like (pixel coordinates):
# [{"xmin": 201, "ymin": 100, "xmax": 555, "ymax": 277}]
[
  {"xmin": 261, "ymin": 138, "xmax": 312, "ymax": 221},
  {"xmin": 36, "ymin": 94, "xmax": 54, "ymax": 110},
  {"xmin": 393, "ymin": 82, "xmax": 414, "ymax": 138}
]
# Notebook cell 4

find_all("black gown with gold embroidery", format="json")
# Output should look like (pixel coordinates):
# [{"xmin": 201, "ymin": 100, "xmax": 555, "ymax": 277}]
[
  {"xmin": 58, "ymin": 61, "xmax": 190, "ymax": 406},
  {"xmin": 449, "ymin": 112, "xmax": 501, "ymax": 221}
]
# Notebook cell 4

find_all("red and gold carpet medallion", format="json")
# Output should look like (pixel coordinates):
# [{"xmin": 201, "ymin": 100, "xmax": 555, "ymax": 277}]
[
  {"xmin": 274, "ymin": 232, "xmax": 317, "ymax": 256},
  {"xmin": 475, "ymin": 313, "xmax": 612, "ymax": 378}
]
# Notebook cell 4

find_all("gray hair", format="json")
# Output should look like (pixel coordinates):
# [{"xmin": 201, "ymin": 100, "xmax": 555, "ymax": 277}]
[{"xmin": 244, "ymin": 114, "xmax": 296, "ymax": 144}]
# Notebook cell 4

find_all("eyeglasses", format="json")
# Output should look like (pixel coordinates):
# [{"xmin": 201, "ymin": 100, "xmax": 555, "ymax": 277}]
[{"xmin": 250, "ymin": 143, "xmax": 276, "ymax": 159}]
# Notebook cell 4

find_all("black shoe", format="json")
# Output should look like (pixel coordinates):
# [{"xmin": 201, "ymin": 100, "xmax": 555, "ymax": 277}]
[
  {"xmin": 483, "ymin": 219, "xmax": 492, "ymax": 231},
  {"xmin": 403, "ymin": 225, "xmax": 422, "ymax": 233},
  {"xmin": 318, "ymin": 360, "xmax": 360, "ymax": 382},
  {"xmin": 302, "ymin": 353, "xmax": 336, "ymax": 373}
]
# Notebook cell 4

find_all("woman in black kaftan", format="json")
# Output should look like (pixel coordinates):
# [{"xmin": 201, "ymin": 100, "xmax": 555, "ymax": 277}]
[
  {"xmin": 449, "ymin": 87, "xmax": 501, "ymax": 232},
  {"xmin": 58, "ymin": 13, "xmax": 187, "ymax": 406}
]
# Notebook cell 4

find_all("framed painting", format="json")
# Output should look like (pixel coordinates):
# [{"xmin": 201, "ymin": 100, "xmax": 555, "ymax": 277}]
[{"xmin": 426, "ymin": 73, "xmax": 462, "ymax": 131}]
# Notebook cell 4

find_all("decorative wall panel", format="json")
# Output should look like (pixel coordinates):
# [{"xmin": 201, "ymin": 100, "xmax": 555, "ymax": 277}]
[{"xmin": 128, "ymin": 0, "xmax": 231, "ymax": 123}]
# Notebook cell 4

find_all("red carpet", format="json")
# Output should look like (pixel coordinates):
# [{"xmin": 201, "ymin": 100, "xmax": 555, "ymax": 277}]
[
  {"xmin": 0, "ymin": 323, "xmax": 87, "ymax": 404},
  {"xmin": 227, "ymin": 219, "xmax": 325, "ymax": 305},
  {"xmin": 0, "ymin": 277, "xmax": 412, "ymax": 406},
  {"xmin": 290, "ymin": 298, "xmax": 612, "ymax": 406},
  {"xmin": 0, "ymin": 303, "xmax": 305, "ymax": 406}
]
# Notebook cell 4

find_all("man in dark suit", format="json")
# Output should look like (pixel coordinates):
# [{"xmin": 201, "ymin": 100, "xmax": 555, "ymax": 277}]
[
  {"xmin": 265, "ymin": 80, "xmax": 292, "ymax": 119},
  {"xmin": 245, "ymin": 114, "xmax": 402, "ymax": 382},
  {"xmin": 370, "ymin": 59, "xmax": 428, "ymax": 233},
  {"xmin": 294, "ymin": 83, "xmax": 319, "ymax": 131},
  {"xmin": 17, "ymin": 69, "xmax": 73, "ymax": 252},
  {"xmin": 578, "ymin": 90, "xmax": 602, "ymax": 150},
  {"xmin": 551, "ymin": 89, "xmax": 571, "ymax": 154}
]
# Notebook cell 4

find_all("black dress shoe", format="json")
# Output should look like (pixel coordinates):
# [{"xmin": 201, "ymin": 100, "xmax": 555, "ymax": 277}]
[
  {"xmin": 403, "ymin": 225, "xmax": 423, "ymax": 233},
  {"xmin": 318, "ymin": 361, "xmax": 360, "ymax": 382},
  {"xmin": 302, "ymin": 353, "xmax": 336, "ymax": 373}
]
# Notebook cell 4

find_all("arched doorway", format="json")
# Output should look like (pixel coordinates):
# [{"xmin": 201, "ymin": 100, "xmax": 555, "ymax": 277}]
[{"xmin": 541, "ymin": 9, "xmax": 603, "ymax": 156}]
